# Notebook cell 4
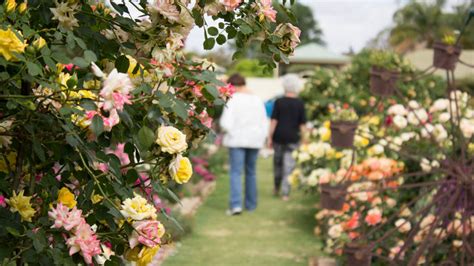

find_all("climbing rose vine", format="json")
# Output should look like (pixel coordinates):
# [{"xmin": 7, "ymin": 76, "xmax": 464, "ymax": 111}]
[{"xmin": 0, "ymin": 0, "xmax": 299, "ymax": 264}]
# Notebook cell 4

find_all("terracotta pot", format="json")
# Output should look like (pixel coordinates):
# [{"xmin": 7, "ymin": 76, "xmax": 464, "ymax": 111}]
[
  {"xmin": 370, "ymin": 67, "xmax": 399, "ymax": 97},
  {"xmin": 330, "ymin": 121, "xmax": 358, "ymax": 148},
  {"xmin": 433, "ymin": 41, "xmax": 461, "ymax": 70},
  {"xmin": 320, "ymin": 184, "xmax": 346, "ymax": 211},
  {"xmin": 343, "ymin": 243, "xmax": 372, "ymax": 266}
]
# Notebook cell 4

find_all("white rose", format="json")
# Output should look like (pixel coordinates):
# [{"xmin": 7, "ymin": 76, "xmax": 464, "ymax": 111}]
[
  {"xmin": 421, "ymin": 124, "xmax": 434, "ymax": 138},
  {"xmin": 400, "ymin": 132, "xmax": 415, "ymax": 142},
  {"xmin": 307, "ymin": 171, "xmax": 319, "ymax": 186},
  {"xmin": 408, "ymin": 100, "xmax": 420, "ymax": 109},
  {"xmin": 372, "ymin": 144, "xmax": 384, "ymax": 155},
  {"xmin": 393, "ymin": 115, "xmax": 408, "ymax": 129},
  {"xmin": 407, "ymin": 108, "xmax": 428, "ymax": 125},
  {"xmin": 298, "ymin": 152, "xmax": 311, "ymax": 163},
  {"xmin": 156, "ymin": 126, "xmax": 188, "ymax": 154},
  {"xmin": 460, "ymin": 118, "xmax": 474, "ymax": 138},
  {"xmin": 420, "ymin": 158, "xmax": 432, "ymax": 172},
  {"xmin": 430, "ymin": 99, "xmax": 449, "ymax": 112},
  {"xmin": 328, "ymin": 224, "xmax": 343, "ymax": 239},
  {"xmin": 438, "ymin": 112, "xmax": 451, "ymax": 122},
  {"xmin": 388, "ymin": 104, "xmax": 408, "ymax": 116},
  {"xmin": 395, "ymin": 218, "xmax": 411, "ymax": 233},
  {"xmin": 433, "ymin": 124, "xmax": 448, "ymax": 141}
]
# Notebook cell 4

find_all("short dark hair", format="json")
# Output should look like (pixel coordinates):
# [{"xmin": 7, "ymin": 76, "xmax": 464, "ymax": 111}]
[{"xmin": 227, "ymin": 73, "xmax": 246, "ymax": 86}]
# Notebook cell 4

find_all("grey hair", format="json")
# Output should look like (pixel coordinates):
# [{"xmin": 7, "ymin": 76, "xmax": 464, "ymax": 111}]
[{"xmin": 281, "ymin": 74, "xmax": 303, "ymax": 93}]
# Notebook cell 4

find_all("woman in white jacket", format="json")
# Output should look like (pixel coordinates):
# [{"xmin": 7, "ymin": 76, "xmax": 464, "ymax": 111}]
[{"xmin": 220, "ymin": 74, "xmax": 268, "ymax": 215}]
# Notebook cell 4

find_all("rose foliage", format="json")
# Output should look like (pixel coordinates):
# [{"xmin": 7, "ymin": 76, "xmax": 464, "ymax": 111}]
[{"xmin": 0, "ymin": 0, "xmax": 300, "ymax": 264}]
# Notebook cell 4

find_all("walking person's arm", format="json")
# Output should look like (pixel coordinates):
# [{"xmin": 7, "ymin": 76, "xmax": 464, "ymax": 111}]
[
  {"xmin": 267, "ymin": 99, "xmax": 279, "ymax": 148},
  {"xmin": 268, "ymin": 119, "xmax": 277, "ymax": 148}
]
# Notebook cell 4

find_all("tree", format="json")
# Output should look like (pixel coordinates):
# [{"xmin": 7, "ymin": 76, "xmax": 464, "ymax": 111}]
[
  {"xmin": 275, "ymin": 2, "xmax": 325, "ymax": 45},
  {"xmin": 387, "ymin": 0, "xmax": 474, "ymax": 53},
  {"xmin": 389, "ymin": 0, "xmax": 447, "ymax": 53}
]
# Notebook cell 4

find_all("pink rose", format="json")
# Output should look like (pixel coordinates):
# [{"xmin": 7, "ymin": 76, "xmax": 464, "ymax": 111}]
[
  {"xmin": 220, "ymin": 0, "xmax": 241, "ymax": 11},
  {"xmin": 66, "ymin": 222, "xmax": 101, "ymax": 264},
  {"xmin": 106, "ymin": 142, "xmax": 130, "ymax": 167},
  {"xmin": 129, "ymin": 220, "xmax": 165, "ymax": 248},
  {"xmin": 218, "ymin": 83, "xmax": 235, "ymax": 99},
  {"xmin": 255, "ymin": 0, "xmax": 277, "ymax": 22},
  {"xmin": 274, "ymin": 23, "xmax": 301, "ymax": 54},
  {"xmin": 0, "ymin": 195, "xmax": 6, "ymax": 208},
  {"xmin": 102, "ymin": 109, "xmax": 120, "ymax": 132},
  {"xmin": 198, "ymin": 110, "xmax": 213, "ymax": 128}
]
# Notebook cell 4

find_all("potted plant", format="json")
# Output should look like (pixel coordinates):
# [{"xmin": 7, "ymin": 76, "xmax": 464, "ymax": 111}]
[
  {"xmin": 320, "ymin": 183, "xmax": 347, "ymax": 210},
  {"xmin": 330, "ymin": 108, "xmax": 359, "ymax": 148},
  {"xmin": 369, "ymin": 51, "xmax": 400, "ymax": 96},
  {"xmin": 433, "ymin": 33, "xmax": 462, "ymax": 70},
  {"xmin": 343, "ymin": 241, "xmax": 372, "ymax": 266}
]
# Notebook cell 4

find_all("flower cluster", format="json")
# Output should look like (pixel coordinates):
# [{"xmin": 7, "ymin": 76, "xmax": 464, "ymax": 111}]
[{"xmin": 120, "ymin": 194, "xmax": 165, "ymax": 265}]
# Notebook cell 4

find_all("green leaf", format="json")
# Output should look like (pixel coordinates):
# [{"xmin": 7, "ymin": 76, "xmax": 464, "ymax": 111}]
[
  {"xmin": 43, "ymin": 56, "xmax": 57, "ymax": 71},
  {"xmin": 84, "ymin": 50, "xmax": 97, "ymax": 63},
  {"xmin": 51, "ymin": 52, "xmax": 70, "ymax": 64},
  {"xmin": 216, "ymin": 34, "xmax": 226, "ymax": 45},
  {"xmin": 137, "ymin": 126, "xmax": 155, "ymax": 151},
  {"xmin": 204, "ymin": 85, "xmax": 219, "ymax": 98},
  {"xmin": 91, "ymin": 115, "xmax": 104, "ymax": 136},
  {"xmin": 174, "ymin": 100, "xmax": 188, "ymax": 119},
  {"xmin": 26, "ymin": 62, "xmax": 42, "ymax": 76},
  {"xmin": 203, "ymin": 38, "xmax": 215, "ymax": 50},
  {"xmin": 208, "ymin": 26, "xmax": 219, "ymax": 36},
  {"xmin": 192, "ymin": 8, "xmax": 204, "ymax": 27},
  {"xmin": 125, "ymin": 169, "xmax": 140, "ymax": 185},
  {"xmin": 74, "ymin": 37, "xmax": 87, "ymax": 50},
  {"xmin": 240, "ymin": 23, "xmax": 253, "ymax": 35},
  {"xmin": 33, "ymin": 141, "xmax": 46, "ymax": 162},
  {"xmin": 116, "ymin": 55, "xmax": 130, "ymax": 73},
  {"xmin": 80, "ymin": 99, "xmax": 97, "ymax": 110},
  {"xmin": 5, "ymin": 227, "xmax": 20, "ymax": 237},
  {"xmin": 72, "ymin": 57, "xmax": 89, "ymax": 68},
  {"xmin": 66, "ymin": 135, "xmax": 79, "ymax": 147},
  {"xmin": 218, "ymin": 22, "xmax": 225, "ymax": 29}
]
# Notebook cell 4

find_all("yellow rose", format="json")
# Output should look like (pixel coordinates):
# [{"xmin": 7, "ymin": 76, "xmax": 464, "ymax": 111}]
[
  {"xmin": 32, "ymin": 37, "xmax": 46, "ymax": 49},
  {"xmin": 0, "ymin": 28, "xmax": 27, "ymax": 61},
  {"xmin": 355, "ymin": 136, "xmax": 370, "ymax": 148},
  {"xmin": 368, "ymin": 116, "xmax": 380, "ymax": 126},
  {"xmin": 137, "ymin": 246, "xmax": 160, "ymax": 266},
  {"xmin": 156, "ymin": 126, "xmax": 188, "ymax": 154},
  {"xmin": 120, "ymin": 194, "xmax": 157, "ymax": 221},
  {"xmin": 323, "ymin": 120, "xmax": 330, "ymax": 129},
  {"xmin": 57, "ymin": 187, "xmax": 77, "ymax": 208},
  {"xmin": 0, "ymin": 152, "xmax": 16, "ymax": 173},
  {"xmin": 320, "ymin": 128, "xmax": 331, "ymax": 142},
  {"xmin": 7, "ymin": 190, "xmax": 36, "ymax": 222},
  {"xmin": 91, "ymin": 193, "xmax": 103, "ymax": 204},
  {"xmin": 18, "ymin": 2, "xmax": 26, "ymax": 13},
  {"xmin": 5, "ymin": 0, "xmax": 16, "ymax": 12},
  {"xmin": 169, "ymin": 155, "xmax": 193, "ymax": 184}
]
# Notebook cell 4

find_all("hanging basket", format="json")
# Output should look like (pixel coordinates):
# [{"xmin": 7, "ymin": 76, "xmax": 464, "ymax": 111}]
[
  {"xmin": 320, "ymin": 184, "xmax": 347, "ymax": 211},
  {"xmin": 330, "ymin": 121, "xmax": 358, "ymax": 148},
  {"xmin": 369, "ymin": 67, "xmax": 400, "ymax": 97},
  {"xmin": 343, "ymin": 243, "xmax": 372, "ymax": 266},
  {"xmin": 433, "ymin": 41, "xmax": 461, "ymax": 70}
]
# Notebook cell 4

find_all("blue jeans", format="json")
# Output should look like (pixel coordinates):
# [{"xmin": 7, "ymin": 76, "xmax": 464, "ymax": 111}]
[{"xmin": 229, "ymin": 148, "xmax": 259, "ymax": 210}]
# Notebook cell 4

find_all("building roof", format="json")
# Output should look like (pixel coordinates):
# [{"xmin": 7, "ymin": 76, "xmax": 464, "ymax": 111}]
[
  {"xmin": 289, "ymin": 43, "xmax": 350, "ymax": 65},
  {"xmin": 405, "ymin": 49, "xmax": 474, "ymax": 79}
]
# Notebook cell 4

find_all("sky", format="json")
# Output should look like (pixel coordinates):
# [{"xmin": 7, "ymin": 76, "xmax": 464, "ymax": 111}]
[{"xmin": 184, "ymin": 0, "xmax": 469, "ymax": 55}]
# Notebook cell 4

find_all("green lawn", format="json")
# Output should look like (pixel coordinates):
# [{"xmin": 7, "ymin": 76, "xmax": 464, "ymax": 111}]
[{"xmin": 163, "ymin": 156, "xmax": 322, "ymax": 266}]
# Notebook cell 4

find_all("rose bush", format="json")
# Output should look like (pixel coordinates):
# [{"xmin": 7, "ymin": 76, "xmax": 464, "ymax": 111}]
[{"xmin": 0, "ymin": 0, "xmax": 299, "ymax": 264}]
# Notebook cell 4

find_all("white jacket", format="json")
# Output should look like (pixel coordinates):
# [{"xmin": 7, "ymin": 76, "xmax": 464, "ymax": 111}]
[{"xmin": 220, "ymin": 92, "xmax": 269, "ymax": 149}]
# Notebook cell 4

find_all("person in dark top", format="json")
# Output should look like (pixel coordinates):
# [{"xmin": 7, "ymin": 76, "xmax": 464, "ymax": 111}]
[{"xmin": 268, "ymin": 74, "xmax": 306, "ymax": 201}]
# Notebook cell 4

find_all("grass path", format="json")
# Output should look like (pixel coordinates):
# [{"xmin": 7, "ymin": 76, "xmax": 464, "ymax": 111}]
[{"xmin": 163, "ymin": 156, "xmax": 322, "ymax": 266}]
